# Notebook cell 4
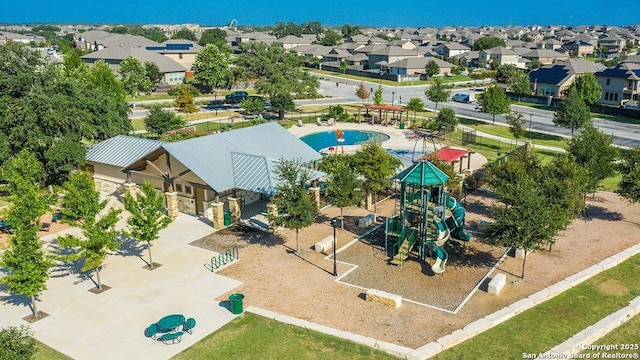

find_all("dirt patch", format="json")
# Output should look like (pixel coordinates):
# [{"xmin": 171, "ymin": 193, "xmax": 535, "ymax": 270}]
[
  {"xmin": 199, "ymin": 191, "xmax": 639, "ymax": 349},
  {"xmin": 0, "ymin": 212, "xmax": 71, "ymax": 250},
  {"xmin": 190, "ymin": 224, "xmax": 282, "ymax": 252},
  {"xmin": 596, "ymin": 279, "xmax": 629, "ymax": 297}
]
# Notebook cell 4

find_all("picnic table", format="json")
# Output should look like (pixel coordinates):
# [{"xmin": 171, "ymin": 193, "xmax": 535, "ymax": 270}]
[
  {"xmin": 0, "ymin": 220, "xmax": 11, "ymax": 233},
  {"xmin": 156, "ymin": 314, "xmax": 185, "ymax": 333}
]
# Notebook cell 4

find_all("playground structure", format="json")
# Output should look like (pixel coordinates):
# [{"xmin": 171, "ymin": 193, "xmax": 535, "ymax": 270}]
[{"xmin": 385, "ymin": 161, "xmax": 472, "ymax": 274}]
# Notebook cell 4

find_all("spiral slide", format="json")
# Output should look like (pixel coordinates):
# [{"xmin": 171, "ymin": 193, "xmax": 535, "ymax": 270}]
[{"xmin": 431, "ymin": 246, "xmax": 449, "ymax": 274}]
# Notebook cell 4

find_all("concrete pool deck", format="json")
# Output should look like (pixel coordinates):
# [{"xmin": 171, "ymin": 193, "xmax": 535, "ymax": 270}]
[{"xmin": 288, "ymin": 122, "xmax": 489, "ymax": 170}]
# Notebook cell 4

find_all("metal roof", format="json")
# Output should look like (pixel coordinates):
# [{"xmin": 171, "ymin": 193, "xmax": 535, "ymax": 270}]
[
  {"xmin": 396, "ymin": 161, "xmax": 449, "ymax": 186},
  {"xmin": 162, "ymin": 122, "xmax": 322, "ymax": 193},
  {"xmin": 86, "ymin": 135, "xmax": 163, "ymax": 168}
]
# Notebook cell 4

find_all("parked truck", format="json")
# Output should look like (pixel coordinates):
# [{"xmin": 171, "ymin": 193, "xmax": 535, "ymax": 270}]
[{"xmin": 452, "ymin": 92, "xmax": 476, "ymax": 103}]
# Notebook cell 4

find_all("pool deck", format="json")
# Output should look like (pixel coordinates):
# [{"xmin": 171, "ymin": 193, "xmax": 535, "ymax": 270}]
[{"xmin": 288, "ymin": 122, "xmax": 488, "ymax": 170}]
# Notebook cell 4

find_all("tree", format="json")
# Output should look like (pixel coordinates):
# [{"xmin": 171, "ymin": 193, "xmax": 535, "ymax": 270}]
[
  {"xmin": 192, "ymin": 44, "xmax": 231, "ymax": 93},
  {"xmin": 506, "ymin": 111, "xmax": 526, "ymax": 144},
  {"xmin": 267, "ymin": 159, "xmax": 317, "ymax": 252},
  {"xmin": 477, "ymin": 85, "xmax": 511, "ymax": 124},
  {"xmin": 0, "ymin": 151, "xmax": 53, "ymax": 318},
  {"xmin": 122, "ymin": 181, "xmax": 172, "ymax": 269},
  {"xmin": 339, "ymin": 60, "xmax": 348, "ymax": 73},
  {"xmin": 425, "ymin": 60, "xmax": 440, "ymax": 78},
  {"xmin": 373, "ymin": 85, "xmax": 384, "ymax": 105},
  {"xmin": 508, "ymin": 72, "xmax": 532, "ymax": 102},
  {"xmin": 425, "ymin": 76, "xmax": 451, "ymax": 111},
  {"xmin": 568, "ymin": 73, "xmax": 602, "ymax": 106},
  {"xmin": 323, "ymin": 156, "xmax": 363, "ymax": 230},
  {"xmin": 553, "ymin": 88, "xmax": 591, "ymax": 135},
  {"xmin": 198, "ymin": 28, "xmax": 228, "ymax": 48},
  {"xmin": 239, "ymin": 97, "xmax": 265, "ymax": 115},
  {"xmin": 341, "ymin": 24, "xmax": 361, "ymax": 38},
  {"xmin": 568, "ymin": 124, "xmax": 619, "ymax": 197},
  {"xmin": 355, "ymin": 82, "xmax": 370, "ymax": 102},
  {"xmin": 57, "ymin": 196, "xmax": 122, "ymax": 291},
  {"xmin": 270, "ymin": 92, "xmax": 295, "ymax": 120},
  {"xmin": 616, "ymin": 147, "xmax": 640, "ymax": 204},
  {"xmin": 527, "ymin": 59, "xmax": 543, "ymax": 70},
  {"xmin": 144, "ymin": 61, "xmax": 163, "ymax": 90},
  {"xmin": 88, "ymin": 60, "xmax": 126, "ymax": 103},
  {"xmin": 352, "ymin": 142, "xmax": 402, "ymax": 212},
  {"xmin": 171, "ymin": 28, "xmax": 197, "ymax": 41},
  {"xmin": 60, "ymin": 171, "xmax": 103, "ymax": 223},
  {"xmin": 495, "ymin": 64, "xmax": 521, "ymax": 84},
  {"xmin": 233, "ymin": 42, "xmax": 319, "ymax": 99},
  {"xmin": 0, "ymin": 325, "xmax": 38, "ymax": 359},
  {"xmin": 472, "ymin": 36, "xmax": 506, "ymax": 51},
  {"xmin": 144, "ymin": 104, "xmax": 186, "ymax": 136},
  {"xmin": 62, "ymin": 48, "xmax": 86, "ymax": 77},
  {"xmin": 119, "ymin": 56, "xmax": 153, "ymax": 97},
  {"xmin": 405, "ymin": 98, "xmax": 424, "ymax": 122},
  {"xmin": 540, "ymin": 155, "xmax": 588, "ymax": 231},
  {"xmin": 173, "ymin": 84, "xmax": 200, "ymax": 117},
  {"xmin": 436, "ymin": 107, "xmax": 457, "ymax": 131},
  {"xmin": 321, "ymin": 29, "xmax": 342, "ymax": 46}
]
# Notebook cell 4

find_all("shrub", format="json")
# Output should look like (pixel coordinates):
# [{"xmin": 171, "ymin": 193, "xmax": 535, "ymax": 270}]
[{"xmin": 0, "ymin": 325, "xmax": 37, "ymax": 360}]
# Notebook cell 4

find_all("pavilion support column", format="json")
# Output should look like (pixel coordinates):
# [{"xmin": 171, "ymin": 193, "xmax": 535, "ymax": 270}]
[
  {"xmin": 267, "ymin": 203, "xmax": 279, "ymax": 232},
  {"xmin": 211, "ymin": 202, "xmax": 225, "ymax": 230},
  {"xmin": 365, "ymin": 193, "xmax": 373, "ymax": 211},
  {"xmin": 165, "ymin": 192, "xmax": 179, "ymax": 218},
  {"xmin": 308, "ymin": 187, "xmax": 321, "ymax": 210},
  {"xmin": 123, "ymin": 183, "xmax": 138, "ymax": 198},
  {"xmin": 228, "ymin": 197, "xmax": 241, "ymax": 223}
]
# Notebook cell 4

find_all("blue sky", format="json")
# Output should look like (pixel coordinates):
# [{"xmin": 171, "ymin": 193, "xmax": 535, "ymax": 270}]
[{"xmin": 0, "ymin": 1, "xmax": 635, "ymax": 27}]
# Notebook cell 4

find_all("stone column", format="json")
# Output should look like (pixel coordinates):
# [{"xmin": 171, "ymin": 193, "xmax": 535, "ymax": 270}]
[
  {"xmin": 211, "ymin": 202, "xmax": 225, "ymax": 230},
  {"xmin": 123, "ymin": 183, "xmax": 138, "ymax": 198},
  {"xmin": 165, "ymin": 192, "xmax": 178, "ymax": 218},
  {"xmin": 308, "ymin": 187, "xmax": 321, "ymax": 210},
  {"xmin": 365, "ymin": 193, "xmax": 373, "ymax": 211},
  {"xmin": 267, "ymin": 203, "xmax": 278, "ymax": 232},
  {"xmin": 228, "ymin": 197, "xmax": 241, "ymax": 223}
]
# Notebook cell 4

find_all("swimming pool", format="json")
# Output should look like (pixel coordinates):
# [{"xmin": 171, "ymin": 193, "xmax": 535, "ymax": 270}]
[{"xmin": 300, "ymin": 130, "xmax": 390, "ymax": 151}]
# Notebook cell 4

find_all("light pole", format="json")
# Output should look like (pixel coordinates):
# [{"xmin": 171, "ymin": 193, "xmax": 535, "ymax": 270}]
[
  {"xmin": 330, "ymin": 218, "xmax": 338, "ymax": 276},
  {"xmin": 392, "ymin": 91, "xmax": 395, "ymax": 105},
  {"xmin": 529, "ymin": 114, "xmax": 533, "ymax": 134},
  {"xmin": 399, "ymin": 95, "xmax": 402, "ymax": 105}
]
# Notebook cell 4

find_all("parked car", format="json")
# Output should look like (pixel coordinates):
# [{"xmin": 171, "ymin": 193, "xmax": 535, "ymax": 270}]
[
  {"xmin": 225, "ymin": 91, "xmax": 249, "ymax": 104},
  {"xmin": 452, "ymin": 92, "xmax": 476, "ymax": 103}
]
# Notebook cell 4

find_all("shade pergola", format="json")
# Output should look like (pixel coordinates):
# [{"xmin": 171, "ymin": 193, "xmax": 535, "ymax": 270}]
[
  {"xmin": 423, "ymin": 146, "xmax": 474, "ymax": 173},
  {"xmin": 355, "ymin": 104, "xmax": 407, "ymax": 125}
]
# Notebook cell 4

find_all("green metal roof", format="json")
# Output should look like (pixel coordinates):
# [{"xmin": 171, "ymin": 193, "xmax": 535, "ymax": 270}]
[{"xmin": 396, "ymin": 161, "xmax": 448, "ymax": 186}]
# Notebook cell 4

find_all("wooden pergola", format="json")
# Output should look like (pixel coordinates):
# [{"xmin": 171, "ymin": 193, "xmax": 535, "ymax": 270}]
[{"xmin": 355, "ymin": 104, "xmax": 408, "ymax": 126}]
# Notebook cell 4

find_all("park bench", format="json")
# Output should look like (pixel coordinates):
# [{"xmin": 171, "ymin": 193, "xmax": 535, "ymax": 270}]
[
  {"xmin": 358, "ymin": 214, "xmax": 375, "ymax": 228},
  {"xmin": 157, "ymin": 331, "xmax": 183, "ymax": 344},
  {"xmin": 488, "ymin": 273, "xmax": 506, "ymax": 295},
  {"xmin": 314, "ymin": 236, "xmax": 333, "ymax": 254}
]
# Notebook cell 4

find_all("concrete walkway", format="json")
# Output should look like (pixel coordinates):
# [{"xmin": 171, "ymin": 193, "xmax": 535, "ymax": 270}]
[{"xmin": 0, "ymin": 209, "xmax": 242, "ymax": 360}]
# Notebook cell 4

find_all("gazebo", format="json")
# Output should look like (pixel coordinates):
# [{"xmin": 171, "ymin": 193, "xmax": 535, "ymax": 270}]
[
  {"xmin": 424, "ymin": 146, "xmax": 474, "ymax": 173},
  {"xmin": 355, "ymin": 104, "xmax": 407, "ymax": 126}
]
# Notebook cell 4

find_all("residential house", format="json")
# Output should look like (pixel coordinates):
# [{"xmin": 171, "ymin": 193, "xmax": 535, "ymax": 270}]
[
  {"xmin": 146, "ymin": 39, "xmax": 202, "ymax": 70},
  {"xmin": 528, "ymin": 58, "xmax": 604, "ymax": 97},
  {"xmin": 81, "ymin": 46, "xmax": 187, "ymax": 86},
  {"xmin": 537, "ymin": 38, "xmax": 563, "ymax": 50},
  {"xmin": 367, "ymin": 46, "xmax": 420, "ymax": 71},
  {"xmin": 594, "ymin": 62, "xmax": 640, "ymax": 106},
  {"xmin": 598, "ymin": 33, "xmax": 625, "ymax": 56},
  {"xmin": 0, "ymin": 31, "xmax": 46, "ymax": 45},
  {"xmin": 452, "ymin": 51, "xmax": 480, "ymax": 67},
  {"xmin": 346, "ymin": 34, "xmax": 370, "ymax": 44},
  {"xmin": 86, "ymin": 122, "xmax": 322, "ymax": 225},
  {"xmin": 563, "ymin": 40, "xmax": 595, "ymax": 57},
  {"xmin": 434, "ymin": 42, "xmax": 471, "ymax": 60},
  {"xmin": 235, "ymin": 32, "xmax": 277, "ymax": 45},
  {"xmin": 521, "ymin": 49, "xmax": 569, "ymax": 65},
  {"xmin": 276, "ymin": 35, "xmax": 315, "ymax": 50},
  {"xmin": 387, "ymin": 57, "xmax": 455, "ymax": 77},
  {"xmin": 478, "ymin": 46, "xmax": 521, "ymax": 67}
]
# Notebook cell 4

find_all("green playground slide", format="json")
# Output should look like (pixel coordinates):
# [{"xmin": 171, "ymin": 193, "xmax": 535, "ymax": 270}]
[{"xmin": 431, "ymin": 245, "xmax": 448, "ymax": 274}]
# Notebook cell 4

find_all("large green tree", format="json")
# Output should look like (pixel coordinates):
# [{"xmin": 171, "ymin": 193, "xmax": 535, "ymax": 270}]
[
  {"xmin": 192, "ymin": 44, "xmax": 231, "ymax": 93},
  {"xmin": 173, "ymin": 84, "xmax": 200, "ymax": 117},
  {"xmin": 0, "ymin": 325, "xmax": 38, "ymax": 359},
  {"xmin": 425, "ymin": 76, "xmax": 451, "ymax": 111},
  {"xmin": 495, "ymin": 64, "xmax": 521, "ymax": 84},
  {"xmin": 425, "ymin": 60, "xmax": 440, "ymax": 78},
  {"xmin": 472, "ymin": 36, "xmax": 507, "ymax": 51},
  {"xmin": 321, "ymin": 29, "xmax": 342, "ymax": 46},
  {"xmin": 122, "ymin": 181, "xmax": 173, "ymax": 269},
  {"xmin": 119, "ymin": 56, "xmax": 153, "ymax": 97},
  {"xmin": 322, "ymin": 155, "xmax": 363, "ymax": 230},
  {"xmin": 567, "ymin": 73, "xmax": 602, "ymax": 106},
  {"xmin": 436, "ymin": 107, "xmax": 457, "ymax": 131},
  {"xmin": 171, "ymin": 28, "xmax": 197, "ymax": 41},
  {"xmin": 616, "ymin": 147, "xmax": 640, "ymax": 203},
  {"xmin": 0, "ymin": 151, "xmax": 54, "ymax": 317},
  {"xmin": 352, "ymin": 142, "xmax": 402, "ymax": 213},
  {"xmin": 87, "ymin": 60, "xmax": 126, "ymax": 103},
  {"xmin": 405, "ymin": 97, "xmax": 424, "ymax": 122},
  {"xmin": 553, "ymin": 87, "xmax": 591, "ymax": 134},
  {"xmin": 567, "ymin": 124, "xmax": 618, "ymax": 197},
  {"xmin": 144, "ymin": 104, "xmax": 186, "ymax": 135},
  {"xmin": 508, "ymin": 71, "xmax": 532, "ymax": 102},
  {"xmin": 477, "ymin": 85, "xmax": 511, "ymax": 124},
  {"xmin": 57, "ymin": 174, "xmax": 122, "ymax": 291},
  {"xmin": 233, "ymin": 42, "xmax": 319, "ymax": 100},
  {"xmin": 60, "ymin": 171, "xmax": 102, "ymax": 222},
  {"xmin": 198, "ymin": 28, "xmax": 228, "ymax": 48},
  {"xmin": 267, "ymin": 159, "xmax": 317, "ymax": 253},
  {"xmin": 144, "ymin": 61, "xmax": 163, "ymax": 90},
  {"xmin": 270, "ymin": 93, "xmax": 295, "ymax": 120}
]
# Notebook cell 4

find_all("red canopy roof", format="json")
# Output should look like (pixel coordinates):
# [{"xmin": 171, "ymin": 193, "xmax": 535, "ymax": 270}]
[{"xmin": 429, "ymin": 147, "xmax": 469, "ymax": 163}]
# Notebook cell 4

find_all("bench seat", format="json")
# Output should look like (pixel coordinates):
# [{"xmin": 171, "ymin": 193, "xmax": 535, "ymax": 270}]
[{"xmin": 158, "ymin": 331, "xmax": 183, "ymax": 344}]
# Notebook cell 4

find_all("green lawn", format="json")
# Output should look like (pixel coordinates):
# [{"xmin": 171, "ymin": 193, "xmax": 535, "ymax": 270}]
[
  {"xmin": 431, "ymin": 254, "xmax": 640, "ymax": 359},
  {"xmin": 457, "ymin": 118, "xmax": 569, "ymax": 150},
  {"xmin": 308, "ymin": 69, "xmax": 471, "ymax": 87},
  {"xmin": 172, "ymin": 312, "xmax": 398, "ymax": 360},
  {"xmin": 33, "ymin": 339, "xmax": 72, "ymax": 360},
  {"xmin": 581, "ymin": 310, "xmax": 640, "ymax": 357}
]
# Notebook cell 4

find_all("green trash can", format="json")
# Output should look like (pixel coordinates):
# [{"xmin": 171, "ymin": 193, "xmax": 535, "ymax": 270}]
[
  {"xmin": 223, "ymin": 211, "xmax": 232, "ymax": 226},
  {"xmin": 229, "ymin": 293, "xmax": 244, "ymax": 314},
  {"xmin": 399, "ymin": 122, "xmax": 405, "ymax": 129}
]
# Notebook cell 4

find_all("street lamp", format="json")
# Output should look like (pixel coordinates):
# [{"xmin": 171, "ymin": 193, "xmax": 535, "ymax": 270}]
[
  {"xmin": 529, "ymin": 114, "xmax": 533, "ymax": 134},
  {"xmin": 330, "ymin": 218, "xmax": 338, "ymax": 276},
  {"xmin": 392, "ymin": 91, "xmax": 395, "ymax": 105},
  {"xmin": 399, "ymin": 95, "xmax": 402, "ymax": 105}
]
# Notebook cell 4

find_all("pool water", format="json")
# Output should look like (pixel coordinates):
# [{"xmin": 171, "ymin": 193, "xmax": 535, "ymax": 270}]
[{"xmin": 300, "ymin": 130, "xmax": 390, "ymax": 151}]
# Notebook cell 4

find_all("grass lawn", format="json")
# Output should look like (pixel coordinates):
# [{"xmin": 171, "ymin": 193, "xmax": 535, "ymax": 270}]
[
  {"xmin": 580, "ymin": 310, "xmax": 640, "ymax": 356},
  {"xmin": 431, "ymin": 254, "xmax": 640, "ymax": 359},
  {"xmin": 308, "ymin": 69, "xmax": 471, "ymax": 87},
  {"xmin": 457, "ymin": 118, "xmax": 569, "ymax": 150},
  {"xmin": 33, "ymin": 339, "xmax": 72, "ymax": 360},
  {"xmin": 131, "ymin": 118, "xmax": 145, "ymax": 131},
  {"xmin": 172, "ymin": 312, "xmax": 398, "ymax": 360}
]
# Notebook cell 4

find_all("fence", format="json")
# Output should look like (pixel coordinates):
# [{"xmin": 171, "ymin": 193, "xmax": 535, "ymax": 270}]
[{"xmin": 590, "ymin": 104, "xmax": 640, "ymax": 119}]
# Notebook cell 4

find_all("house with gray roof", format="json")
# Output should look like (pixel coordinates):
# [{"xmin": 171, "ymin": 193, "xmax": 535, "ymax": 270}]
[
  {"xmin": 528, "ymin": 58, "xmax": 604, "ymax": 98},
  {"xmin": 594, "ymin": 62, "xmax": 640, "ymax": 107},
  {"xmin": 86, "ymin": 122, "xmax": 322, "ymax": 223},
  {"xmin": 434, "ymin": 42, "xmax": 471, "ymax": 60},
  {"xmin": 478, "ymin": 46, "xmax": 521, "ymax": 67},
  {"xmin": 521, "ymin": 49, "xmax": 569, "ymax": 65},
  {"xmin": 0, "ymin": 31, "xmax": 46, "ymax": 45},
  {"xmin": 147, "ymin": 39, "xmax": 202, "ymax": 70},
  {"xmin": 367, "ymin": 46, "xmax": 420, "ymax": 70},
  {"xmin": 276, "ymin": 35, "xmax": 315, "ymax": 49},
  {"xmin": 388, "ymin": 57, "xmax": 455, "ymax": 77},
  {"xmin": 82, "ymin": 46, "xmax": 187, "ymax": 85}
]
